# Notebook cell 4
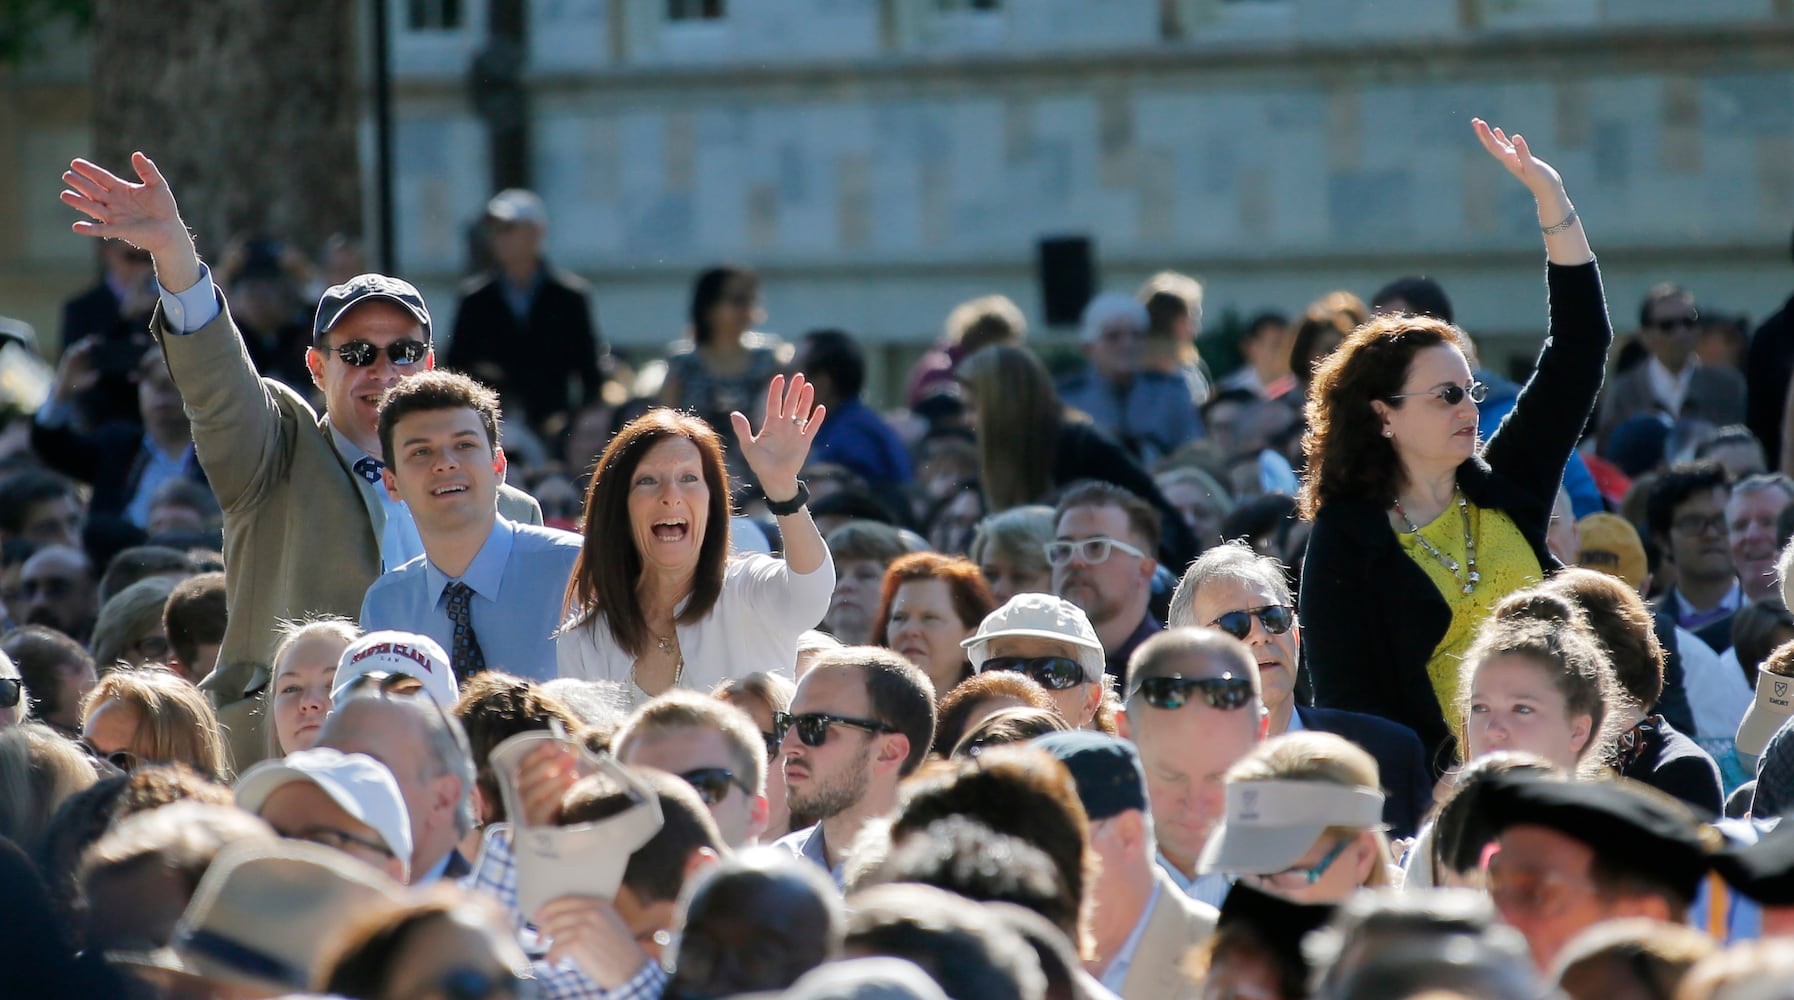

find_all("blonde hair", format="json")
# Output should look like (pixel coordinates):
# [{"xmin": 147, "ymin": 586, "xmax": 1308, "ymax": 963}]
[
  {"xmin": 262, "ymin": 615, "xmax": 360, "ymax": 756},
  {"xmin": 82, "ymin": 667, "xmax": 228, "ymax": 780},
  {"xmin": 0, "ymin": 723, "xmax": 98, "ymax": 852},
  {"xmin": 957, "ymin": 346, "xmax": 1061, "ymax": 512},
  {"xmin": 1225, "ymin": 731, "xmax": 1393, "ymax": 887}
]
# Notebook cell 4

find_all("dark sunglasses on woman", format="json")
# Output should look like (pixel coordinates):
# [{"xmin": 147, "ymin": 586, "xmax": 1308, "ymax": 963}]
[
  {"xmin": 773, "ymin": 711, "xmax": 895, "ymax": 748},
  {"xmin": 333, "ymin": 338, "xmax": 429, "ymax": 368},
  {"xmin": 979, "ymin": 655, "xmax": 1087, "ymax": 691},
  {"xmin": 0, "ymin": 677, "xmax": 20, "ymax": 708},
  {"xmin": 1208, "ymin": 606, "xmax": 1296, "ymax": 643},
  {"xmin": 1130, "ymin": 673, "xmax": 1255, "ymax": 712}
]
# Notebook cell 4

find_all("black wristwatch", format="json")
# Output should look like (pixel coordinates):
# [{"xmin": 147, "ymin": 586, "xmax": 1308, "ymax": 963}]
[{"xmin": 764, "ymin": 480, "xmax": 811, "ymax": 517}]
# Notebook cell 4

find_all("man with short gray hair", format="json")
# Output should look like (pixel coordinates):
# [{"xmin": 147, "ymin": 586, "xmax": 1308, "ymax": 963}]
[
  {"xmin": 1170, "ymin": 542, "xmax": 1432, "ymax": 837},
  {"xmin": 1119, "ymin": 627, "xmax": 1264, "ymax": 907},
  {"xmin": 1727, "ymin": 472, "xmax": 1794, "ymax": 601}
]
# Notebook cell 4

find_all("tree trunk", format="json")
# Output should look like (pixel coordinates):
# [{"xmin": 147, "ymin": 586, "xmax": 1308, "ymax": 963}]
[{"xmin": 89, "ymin": 0, "xmax": 361, "ymax": 258}]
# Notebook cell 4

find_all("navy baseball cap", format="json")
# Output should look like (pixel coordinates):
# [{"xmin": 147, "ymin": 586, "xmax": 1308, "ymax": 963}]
[
  {"xmin": 1033, "ymin": 730, "xmax": 1148, "ymax": 821},
  {"xmin": 313, "ymin": 273, "xmax": 432, "ymax": 345}
]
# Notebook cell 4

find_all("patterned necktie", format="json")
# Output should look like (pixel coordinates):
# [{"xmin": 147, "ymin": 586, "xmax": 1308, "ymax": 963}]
[
  {"xmin": 443, "ymin": 582, "xmax": 488, "ymax": 681},
  {"xmin": 353, "ymin": 456, "xmax": 384, "ymax": 485}
]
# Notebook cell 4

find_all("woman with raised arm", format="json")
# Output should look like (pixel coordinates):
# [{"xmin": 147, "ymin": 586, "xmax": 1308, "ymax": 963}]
[
  {"xmin": 1297, "ymin": 120, "xmax": 1609, "ymax": 774},
  {"xmin": 557, "ymin": 375, "xmax": 835, "ymax": 704}
]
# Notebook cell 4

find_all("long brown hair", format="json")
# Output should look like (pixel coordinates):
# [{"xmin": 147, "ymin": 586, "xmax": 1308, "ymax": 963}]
[
  {"xmin": 1298, "ymin": 314, "xmax": 1469, "ymax": 518},
  {"xmin": 565, "ymin": 408, "xmax": 733, "ymax": 658},
  {"xmin": 956, "ymin": 345, "xmax": 1062, "ymax": 512}
]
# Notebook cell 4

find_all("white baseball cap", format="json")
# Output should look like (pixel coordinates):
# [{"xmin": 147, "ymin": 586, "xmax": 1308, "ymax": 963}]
[
  {"xmin": 233, "ymin": 747, "xmax": 413, "ymax": 873},
  {"xmin": 1199, "ymin": 779, "xmax": 1385, "ymax": 875},
  {"xmin": 961, "ymin": 593, "xmax": 1105, "ymax": 683},
  {"xmin": 1739, "ymin": 664, "xmax": 1794, "ymax": 759},
  {"xmin": 331, "ymin": 630, "xmax": 459, "ymax": 709},
  {"xmin": 486, "ymin": 188, "xmax": 547, "ymax": 227}
]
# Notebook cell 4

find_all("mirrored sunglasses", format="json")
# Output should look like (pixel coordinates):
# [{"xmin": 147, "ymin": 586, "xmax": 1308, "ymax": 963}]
[
  {"xmin": 334, "ymin": 339, "xmax": 429, "ymax": 368},
  {"xmin": 979, "ymin": 655, "xmax": 1088, "ymax": 691},
  {"xmin": 1130, "ymin": 673, "xmax": 1255, "ymax": 711}
]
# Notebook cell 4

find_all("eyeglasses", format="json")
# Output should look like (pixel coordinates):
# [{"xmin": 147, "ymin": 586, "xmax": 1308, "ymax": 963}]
[
  {"xmin": 773, "ymin": 711, "xmax": 896, "ymax": 748},
  {"xmin": 1256, "ymin": 835, "xmax": 1355, "ymax": 890},
  {"xmin": 1648, "ymin": 315, "xmax": 1699, "ymax": 331},
  {"xmin": 84, "ymin": 740, "xmax": 138, "ymax": 772},
  {"xmin": 290, "ymin": 825, "xmax": 394, "ymax": 860},
  {"xmin": 980, "ymin": 655, "xmax": 1089, "ymax": 691},
  {"xmin": 1672, "ymin": 512, "xmax": 1727, "ymax": 537},
  {"xmin": 333, "ymin": 339, "xmax": 429, "ymax": 368},
  {"xmin": 20, "ymin": 577, "xmax": 77, "ymax": 601},
  {"xmin": 678, "ymin": 767, "xmax": 752, "ymax": 806},
  {"xmin": 0, "ymin": 678, "xmax": 19, "ymax": 709},
  {"xmin": 1384, "ymin": 381, "xmax": 1488, "ymax": 406},
  {"xmin": 1130, "ymin": 673, "xmax": 1255, "ymax": 711},
  {"xmin": 1209, "ymin": 605, "xmax": 1296, "ymax": 642},
  {"xmin": 131, "ymin": 634, "xmax": 172, "ymax": 662},
  {"xmin": 1044, "ymin": 536, "xmax": 1147, "ymax": 568},
  {"xmin": 760, "ymin": 731, "xmax": 783, "ymax": 761}
]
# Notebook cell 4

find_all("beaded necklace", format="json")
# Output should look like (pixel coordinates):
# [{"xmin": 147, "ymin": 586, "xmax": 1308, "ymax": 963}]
[{"xmin": 1393, "ymin": 489, "xmax": 1481, "ymax": 596}]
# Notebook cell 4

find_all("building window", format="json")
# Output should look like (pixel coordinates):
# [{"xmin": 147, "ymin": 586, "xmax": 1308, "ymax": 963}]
[
  {"xmin": 667, "ymin": 0, "xmax": 725, "ymax": 20},
  {"xmin": 407, "ymin": 0, "xmax": 462, "ymax": 30}
]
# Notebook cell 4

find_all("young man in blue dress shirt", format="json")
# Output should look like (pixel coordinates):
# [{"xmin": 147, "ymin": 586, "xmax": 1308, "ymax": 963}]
[{"xmin": 361, "ymin": 371, "xmax": 582, "ymax": 681}]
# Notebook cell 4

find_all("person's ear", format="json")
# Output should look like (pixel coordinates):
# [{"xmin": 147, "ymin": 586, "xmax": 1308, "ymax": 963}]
[
  {"xmin": 1116, "ymin": 706, "xmax": 1134, "ymax": 741},
  {"xmin": 428, "ymin": 773, "xmax": 460, "ymax": 826},
  {"xmin": 1568, "ymin": 713, "xmax": 1593, "ymax": 758},
  {"xmin": 306, "ymin": 346, "xmax": 327, "ymax": 391},
  {"xmin": 1080, "ymin": 683, "xmax": 1103, "ymax": 726},
  {"xmin": 878, "ymin": 733, "xmax": 911, "ymax": 773},
  {"xmin": 382, "ymin": 466, "xmax": 401, "ymax": 503},
  {"xmin": 685, "ymin": 846, "xmax": 721, "ymax": 884},
  {"xmin": 423, "ymin": 348, "xmax": 436, "ymax": 372},
  {"xmin": 1139, "ymin": 556, "xmax": 1158, "ymax": 585},
  {"xmin": 1370, "ymin": 399, "xmax": 1392, "ymax": 430},
  {"xmin": 747, "ymin": 794, "xmax": 770, "ymax": 842},
  {"xmin": 493, "ymin": 444, "xmax": 508, "ymax": 484}
]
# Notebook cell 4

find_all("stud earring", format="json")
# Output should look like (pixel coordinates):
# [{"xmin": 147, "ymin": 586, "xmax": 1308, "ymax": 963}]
[{"xmin": 1382, "ymin": 429, "xmax": 1393, "ymax": 438}]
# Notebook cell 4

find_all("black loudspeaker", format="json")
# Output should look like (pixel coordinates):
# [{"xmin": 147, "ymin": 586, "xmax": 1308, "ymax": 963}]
[{"xmin": 1037, "ymin": 235, "xmax": 1096, "ymax": 328}]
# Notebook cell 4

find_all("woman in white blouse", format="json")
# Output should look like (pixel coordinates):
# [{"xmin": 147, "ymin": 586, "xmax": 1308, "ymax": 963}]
[{"xmin": 557, "ymin": 375, "xmax": 835, "ymax": 702}]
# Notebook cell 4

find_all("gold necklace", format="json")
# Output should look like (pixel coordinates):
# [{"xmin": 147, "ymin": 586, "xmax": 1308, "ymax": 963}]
[
  {"xmin": 635, "ymin": 632, "xmax": 686, "ymax": 692},
  {"xmin": 1393, "ymin": 489, "xmax": 1481, "ymax": 595}
]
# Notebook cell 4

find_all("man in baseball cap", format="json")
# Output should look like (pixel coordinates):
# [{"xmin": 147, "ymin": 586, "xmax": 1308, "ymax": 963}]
[
  {"xmin": 963, "ymin": 593, "xmax": 1107, "ymax": 729},
  {"xmin": 235, "ymin": 746, "xmax": 413, "ymax": 883},
  {"xmin": 330, "ymin": 629, "xmax": 459, "ymax": 709},
  {"xmin": 57, "ymin": 153, "xmax": 543, "ymax": 774},
  {"xmin": 1035, "ymin": 729, "xmax": 1214, "ymax": 999}
]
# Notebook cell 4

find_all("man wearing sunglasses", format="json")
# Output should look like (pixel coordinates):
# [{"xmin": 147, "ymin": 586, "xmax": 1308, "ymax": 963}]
[
  {"xmin": 59, "ymin": 153, "xmax": 542, "ymax": 772},
  {"xmin": 1050, "ymin": 481, "xmax": 1165, "ymax": 693},
  {"xmin": 961, "ymin": 593, "xmax": 1108, "ymax": 729},
  {"xmin": 1117, "ymin": 627, "xmax": 1266, "ymax": 908},
  {"xmin": 1596, "ymin": 283, "xmax": 1745, "ymax": 450},
  {"xmin": 614, "ymin": 690, "xmax": 771, "ymax": 848},
  {"xmin": 1169, "ymin": 542, "xmax": 1432, "ymax": 838},
  {"xmin": 774, "ymin": 647, "xmax": 936, "ymax": 879}
]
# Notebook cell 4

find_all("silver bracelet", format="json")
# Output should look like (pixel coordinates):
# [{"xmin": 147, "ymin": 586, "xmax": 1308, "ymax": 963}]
[{"xmin": 1541, "ymin": 208, "xmax": 1578, "ymax": 235}]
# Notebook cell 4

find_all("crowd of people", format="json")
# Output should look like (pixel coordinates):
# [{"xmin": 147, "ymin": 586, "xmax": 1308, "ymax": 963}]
[{"xmin": 3, "ymin": 118, "xmax": 1794, "ymax": 1000}]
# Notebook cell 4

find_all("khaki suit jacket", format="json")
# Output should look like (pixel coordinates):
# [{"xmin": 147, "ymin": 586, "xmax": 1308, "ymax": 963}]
[
  {"xmin": 155, "ymin": 294, "xmax": 540, "ymax": 770},
  {"xmin": 1118, "ymin": 870, "xmax": 1219, "ymax": 1000}
]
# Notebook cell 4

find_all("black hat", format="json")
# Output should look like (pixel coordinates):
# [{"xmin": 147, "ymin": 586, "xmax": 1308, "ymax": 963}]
[
  {"xmin": 1478, "ymin": 773, "xmax": 1714, "ymax": 900},
  {"xmin": 1032, "ymin": 731, "xmax": 1147, "ymax": 822},
  {"xmin": 313, "ymin": 273, "xmax": 433, "ymax": 345},
  {"xmin": 1713, "ymin": 819, "xmax": 1794, "ymax": 905},
  {"xmin": 1215, "ymin": 882, "xmax": 1336, "ymax": 973}
]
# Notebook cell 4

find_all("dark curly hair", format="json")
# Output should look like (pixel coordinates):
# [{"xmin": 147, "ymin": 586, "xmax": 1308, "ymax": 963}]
[{"xmin": 1298, "ymin": 314, "xmax": 1470, "ymax": 518}]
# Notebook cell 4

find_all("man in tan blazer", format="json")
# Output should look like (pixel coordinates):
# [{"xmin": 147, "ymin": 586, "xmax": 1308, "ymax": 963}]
[
  {"xmin": 60, "ymin": 153, "xmax": 541, "ymax": 770},
  {"xmin": 1037, "ymin": 730, "xmax": 1217, "ymax": 1000}
]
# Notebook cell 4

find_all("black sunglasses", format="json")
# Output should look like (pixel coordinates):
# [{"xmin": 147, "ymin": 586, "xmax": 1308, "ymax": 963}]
[
  {"xmin": 333, "ymin": 339, "xmax": 429, "ymax": 368},
  {"xmin": 84, "ymin": 740, "xmax": 138, "ymax": 772},
  {"xmin": 1209, "ymin": 606, "xmax": 1296, "ymax": 642},
  {"xmin": 773, "ymin": 711, "xmax": 895, "ymax": 748},
  {"xmin": 1385, "ymin": 381, "xmax": 1488, "ymax": 406},
  {"xmin": 679, "ymin": 767, "xmax": 752, "ymax": 806},
  {"xmin": 760, "ymin": 731, "xmax": 783, "ymax": 761},
  {"xmin": 1130, "ymin": 673, "xmax": 1256, "ymax": 711},
  {"xmin": 980, "ymin": 655, "xmax": 1088, "ymax": 691},
  {"xmin": 0, "ymin": 677, "xmax": 20, "ymax": 709}
]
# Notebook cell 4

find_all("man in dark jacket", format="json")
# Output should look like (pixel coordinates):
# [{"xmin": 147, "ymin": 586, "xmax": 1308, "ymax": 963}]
[
  {"xmin": 446, "ymin": 189, "xmax": 607, "ymax": 441},
  {"xmin": 1169, "ymin": 541, "xmax": 1434, "ymax": 838}
]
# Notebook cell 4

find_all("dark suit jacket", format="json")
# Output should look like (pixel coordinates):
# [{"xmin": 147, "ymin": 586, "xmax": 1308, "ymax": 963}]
[
  {"xmin": 1296, "ymin": 705, "xmax": 1434, "ymax": 840},
  {"xmin": 1596, "ymin": 361, "xmax": 1747, "ymax": 448},
  {"xmin": 1653, "ymin": 586, "xmax": 1734, "ymax": 655},
  {"xmin": 446, "ymin": 265, "xmax": 605, "ymax": 435},
  {"xmin": 30, "ymin": 418, "xmax": 206, "ymax": 521},
  {"xmin": 1299, "ymin": 263, "xmax": 1612, "ymax": 774}
]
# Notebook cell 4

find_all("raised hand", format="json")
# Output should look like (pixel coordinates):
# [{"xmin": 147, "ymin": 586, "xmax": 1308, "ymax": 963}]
[
  {"xmin": 731, "ymin": 372, "xmax": 826, "ymax": 502},
  {"xmin": 51, "ymin": 336, "xmax": 102, "ymax": 403},
  {"xmin": 534, "ymin": 895, "xmax": 648, "ymax": 988},
  {"xmin": 1472, "ymin": 118, "xmax": 1565, "ymax": 198},
  {"xmin": 61, "ymin": 152, "xmax": 202, "ymax": 292}
]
